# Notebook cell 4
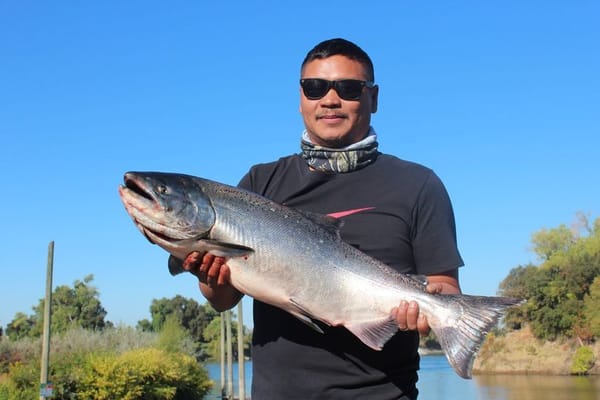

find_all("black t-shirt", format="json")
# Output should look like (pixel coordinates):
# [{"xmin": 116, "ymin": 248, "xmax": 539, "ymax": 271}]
[{"xmin": 238, "ymin": 153, "xmax": 464, "ymax": 400}]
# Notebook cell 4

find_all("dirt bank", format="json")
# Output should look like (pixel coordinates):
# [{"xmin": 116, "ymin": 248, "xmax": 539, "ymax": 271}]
[{"xmin": 473, "ymin": 326, "xmax": 599, "ymax": 375}]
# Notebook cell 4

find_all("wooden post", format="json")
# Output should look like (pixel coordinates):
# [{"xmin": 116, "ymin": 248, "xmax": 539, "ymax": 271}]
[
  {"xmin": 225, "ymin": 310, "xmax": 233, "ymax": 399},
  {"xmin": 220, "ymin": 312, "xmax": 225, "ymax": 398},
  {"xmin": 237, "ymin": 301, "xmax": 245, "ymax": 400},
  {"xmin": 40, "ymin": 241, "xmax": 54, "ymax": 400}
]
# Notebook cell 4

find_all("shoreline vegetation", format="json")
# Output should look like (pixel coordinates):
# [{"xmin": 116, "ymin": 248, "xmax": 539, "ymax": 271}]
[
  {"xmin": 418, "ymin": 326, "xmax": 599, "ymax": 376},
  {"xmin": 1, "ymin": 326, "xmax": 597, "ymax": 398},
  {"xmin": 472, "ymin": 326, "xmax": 599, "ymax": 376}
]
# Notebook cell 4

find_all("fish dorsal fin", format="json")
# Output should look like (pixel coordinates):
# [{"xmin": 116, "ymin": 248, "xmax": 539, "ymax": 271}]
[
  {"xmin": 408, "ymin": 274, "xmax": 428, "ymax": 287},
  {"xmin": 299, "ymin": 210, "xmax": 343, "ymax": 236},
  {"xmin": 345, "ymin": 316, "xmax": 400, "ymax": 351}
]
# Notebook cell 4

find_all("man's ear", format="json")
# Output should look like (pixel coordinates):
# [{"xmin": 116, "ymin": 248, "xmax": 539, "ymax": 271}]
[{"xmin": 370, "ymin": 85, "xmax": 379, "ymax": 114}]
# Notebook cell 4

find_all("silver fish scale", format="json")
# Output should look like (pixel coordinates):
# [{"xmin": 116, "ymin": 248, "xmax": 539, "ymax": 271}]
[{"xmin": 199, "ymin": 178, "xmax": 431, "ymax": 324}]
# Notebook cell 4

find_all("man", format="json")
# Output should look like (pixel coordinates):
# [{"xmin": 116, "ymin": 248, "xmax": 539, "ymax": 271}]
[{"xmin": 176, "ymin": 38, "xmax": 463, "ymax": 399}]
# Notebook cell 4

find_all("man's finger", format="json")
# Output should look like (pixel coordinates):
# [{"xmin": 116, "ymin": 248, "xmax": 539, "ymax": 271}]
[
  {"xmin": 217, "ymin": 264, "xmax": 231, "ymax": 286},
  {"xmin": 395, "ymin": 301, "xmax": 409, "ymax": 331},
  {"xmin": 417, "ymin": 314, "xmax": 430, "ymax": 336},
  {"xmin": 406, "ymin": 301, "xmax": 420, "ymax": 330},
  {"xmin": 183, "ymin": 251, "xmax": 202, "ymax": 271},
  {"xmin": 426, "ymin": 282, "xmax": 444, "ymax": 294}
]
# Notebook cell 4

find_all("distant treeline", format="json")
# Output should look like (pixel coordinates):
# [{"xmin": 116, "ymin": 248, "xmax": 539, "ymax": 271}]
[
  {"xmin": 0, "ymin": 278, "xmax": 246, "ymax": 399},
  {"xmin": 498, "ymin": 213, "xmax": 599, "ymax": 342},
  {"xmin": 1, "ymin": 274, "xmax": 250, "ymax": 362}
]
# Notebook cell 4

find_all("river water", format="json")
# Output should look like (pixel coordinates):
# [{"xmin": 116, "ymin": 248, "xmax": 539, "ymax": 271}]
[{"xmin": 205, "ymin": 355, "xmax": 600, "ymax": 399}]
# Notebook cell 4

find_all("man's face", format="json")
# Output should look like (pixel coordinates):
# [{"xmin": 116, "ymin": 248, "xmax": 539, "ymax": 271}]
[{"xmin": 300, "ymin": 55, "xmax": 378, "ymax": 148}]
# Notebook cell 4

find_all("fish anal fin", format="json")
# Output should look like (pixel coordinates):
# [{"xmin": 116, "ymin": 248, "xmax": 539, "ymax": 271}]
[
  {"xmin": 345, "ymin": 316, "xmax": 400, "ymax": 351},
  {"xmin": 288, "ymin": 298, "xmax": 327, "ymax": 334},
  {"xmin": 288, "ymin": 310, "xmax": 325, "ymax": 334}
]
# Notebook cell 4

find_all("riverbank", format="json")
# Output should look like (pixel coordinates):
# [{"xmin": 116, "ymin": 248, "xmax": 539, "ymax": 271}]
[
  {"xmin": 204, "ymin": 355, "xmax": 600, "ymax": 400},
  {"xmin": 473, "ymin": 326, "xmax": 599, "ymax": 375}
]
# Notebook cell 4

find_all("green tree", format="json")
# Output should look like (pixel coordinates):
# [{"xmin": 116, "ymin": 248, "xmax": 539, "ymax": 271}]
[
  {"xmin": 6, "ymin": 275, "xmax": 111, "ymax": 340},
  {"xmin": 202, "ymin": 316, "xmax": 223, "ymax": 360},
  {"xmin": 530, "ymin": 224, "xmax": 576, "ymax": 262},
  {"xmin": 5, "ymin": 312, "xmax": 35, "ymax": 341},
  {"xmin": 136, "ymin": 318, "xmax": 153, "ymax": 332},
  {"xmin": 141, "ymin": 295, "xmax": 224, "ymax": 361},
  {"xmin": 146, "ymin": 295, "xmax": 218, "ymax": 340},
  {"xmin": 498, "ymin": 264, "xmax": 536, "ymax": 330},
  {"xmin": 201, "ymin": 312, "xmax": 250, "ymax": 361},
  {"xmin": 33, "ymin": 274, "xmax": 110, "ymax": 335},
  {"xmin": 500, "ymin": 215, "xmax": 600, "ymax": 341},
  {"xmin": 498, "ymin": 264, "xmax": 537, "ymax": 299},
  {"xmin": 582, "ymin": 277, "xmax": 600, "ymax": 338}
]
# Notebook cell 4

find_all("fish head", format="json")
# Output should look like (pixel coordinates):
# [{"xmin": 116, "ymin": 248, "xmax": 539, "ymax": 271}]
[{"xmin": 119, "ymin": 171, "xmax": 216, "ymax": 258}]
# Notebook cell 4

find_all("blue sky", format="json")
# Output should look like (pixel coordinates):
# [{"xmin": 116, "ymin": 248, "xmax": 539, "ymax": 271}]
[{"xmin": 1, "ymin": 2, "xmax": 598, "ymax": 330}]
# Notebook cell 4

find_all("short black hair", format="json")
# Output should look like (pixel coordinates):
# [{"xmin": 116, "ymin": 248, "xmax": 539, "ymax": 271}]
[{"xmin": 301, "ymin": 38, "xmax": 375, "ymax": 82}]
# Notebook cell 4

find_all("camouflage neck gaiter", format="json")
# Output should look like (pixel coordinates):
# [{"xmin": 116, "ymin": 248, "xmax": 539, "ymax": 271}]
[{"xmin": 300, "ymin": 128, "xmax": 379, "ymax": 173}]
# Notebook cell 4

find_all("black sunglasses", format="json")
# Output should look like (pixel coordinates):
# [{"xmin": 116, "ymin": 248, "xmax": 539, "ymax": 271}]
[{"xmin": 300, "ymin": 78, "xmax": 374, "ymax": 101}]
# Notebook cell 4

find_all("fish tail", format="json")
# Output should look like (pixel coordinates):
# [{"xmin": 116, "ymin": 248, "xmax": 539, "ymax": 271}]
[{"xmin": 429, "ymin": 294, "xmax": 523, "ymax": 379}]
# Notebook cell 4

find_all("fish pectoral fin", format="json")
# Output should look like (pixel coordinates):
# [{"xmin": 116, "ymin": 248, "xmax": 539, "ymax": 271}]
[
  {"xmin": 288, "ymin": 298, "xmax": 327, "ymax": 334},
  {"xmin": 177, "ymin": 238, "xmax": 255, "ymax": 258},
  {"xmin": 345, "ymin": 316, "xmax": 400, "ymax": 351}
]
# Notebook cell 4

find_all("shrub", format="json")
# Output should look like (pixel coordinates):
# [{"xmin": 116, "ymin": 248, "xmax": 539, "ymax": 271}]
[
  {"xmin": 0, "ymin": 327, "xmax": 212, "ymax": 399},
  {"xmin": 570, "ymin": 345, "xmax": 596, "ymax": 375},
  {"xmin": 51, "ymin": 325, "xmax": 157, "ymax": 355},
  {"xmin": 76, "ymin": 348, "xmax": 212, "ymax": 399},
  {"xmin": 0, "ymin": 361, "xmax": 38, "ymax": 400},
  {"xmin": 0, "ymin": 348, "xmax": 212, "ymax": 400},
  {"xmin": 0, "ymin": 336, "xmax": 40, "ymax": 375}
]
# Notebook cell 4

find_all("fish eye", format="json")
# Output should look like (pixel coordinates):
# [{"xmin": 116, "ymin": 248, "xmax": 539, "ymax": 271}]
[{"xmin": 158, "ymin": 185, "xmax": 168, "ymax": 194}]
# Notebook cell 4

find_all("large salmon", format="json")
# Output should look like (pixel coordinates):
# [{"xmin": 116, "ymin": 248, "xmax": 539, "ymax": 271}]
[{"xmin": 118, "ymin": 171, "xmax": 521, "ymax": 378}]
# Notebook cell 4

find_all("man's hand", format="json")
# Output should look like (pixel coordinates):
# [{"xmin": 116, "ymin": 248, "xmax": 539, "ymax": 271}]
[
  {"xmin": 183, "ymin": 251, "xmax": 230, "ymax": 286},
  {"xmin": 182, "ymin": 251, "xmax": 243, "ymax": 311},
  {"xmin": 392, "ymin": 271, "xmax": 461, "ymax": 336}
]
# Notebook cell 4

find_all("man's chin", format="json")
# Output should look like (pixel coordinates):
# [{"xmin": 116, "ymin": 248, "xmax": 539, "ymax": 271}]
[{"xmin": 307, "ymin": 130, "xmax": 351, "ymax": 148}]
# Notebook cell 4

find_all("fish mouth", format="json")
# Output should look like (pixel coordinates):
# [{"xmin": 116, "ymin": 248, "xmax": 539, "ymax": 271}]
[
  {"xmin": 119, "ymin": 173, "xmax": 156, "ymax": 218},
  {"xmin": 119, "ymin": 171, "xmax": 215, "ymax": 260},
  {"xmin": 123, "ymin": 174, "xmax": 154, "ymax": 201},
  {"xmin": 119, "ymin": 173, "xmax": 179, "ymax": 245}
]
